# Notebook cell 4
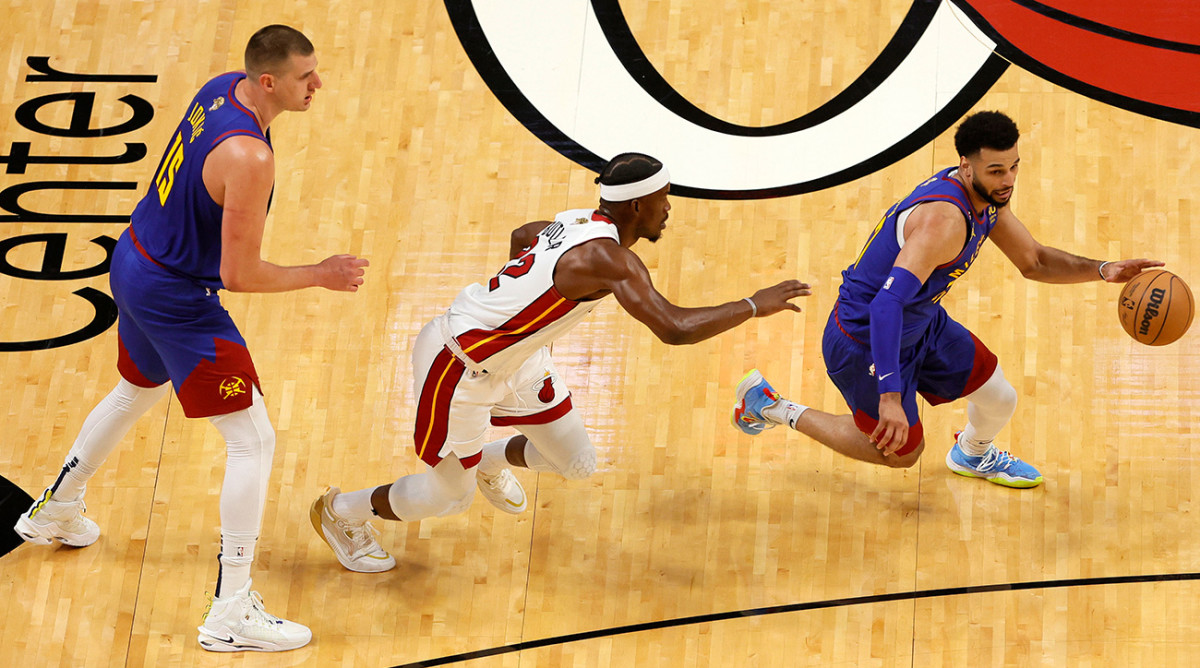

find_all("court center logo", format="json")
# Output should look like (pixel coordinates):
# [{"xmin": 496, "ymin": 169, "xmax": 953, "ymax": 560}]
[{"xmin": 446, "ymin": 0, "xmax": 1200, "ymax": 200}]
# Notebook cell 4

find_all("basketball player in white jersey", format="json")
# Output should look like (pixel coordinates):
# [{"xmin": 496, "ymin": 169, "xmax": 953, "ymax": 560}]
[{"xmin": 309, "ymin": 153, "xmax": 810, "ymax": 572}]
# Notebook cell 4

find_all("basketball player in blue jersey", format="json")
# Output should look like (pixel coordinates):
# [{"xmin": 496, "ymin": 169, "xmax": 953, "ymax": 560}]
[
  {"xmin": 13, "ymin": 25, "xmax": 367, "ymax": 652},
  {"xmin": 733, "ymin": 111, "xmax": 1161, "ymax": 487}
]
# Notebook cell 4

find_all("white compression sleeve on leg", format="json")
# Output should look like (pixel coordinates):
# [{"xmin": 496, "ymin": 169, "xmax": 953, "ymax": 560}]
[
  {"xmin": 53, "ymin": 379, "xmax": 169, "ymax": 501},
  {"xmin": 208, "ymin": 387, "xmax": 275, "ymax": 597},
  {"xmin": 387, "ymin": 456, "xmax": 478, "ymax": 520},
  {"xmin": 960, "ymin": 365, "xmax": 1018, "ymax": 453}
]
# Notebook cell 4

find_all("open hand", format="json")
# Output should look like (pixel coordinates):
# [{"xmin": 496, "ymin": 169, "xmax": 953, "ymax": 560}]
[{"xmin": 750, "ymin": 280, "xmax": 811, "ymax": 317}]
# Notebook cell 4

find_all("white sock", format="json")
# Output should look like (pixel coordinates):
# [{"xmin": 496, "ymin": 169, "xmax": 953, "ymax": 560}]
[
  {"xmin": 763, "ymin": 400, "xmax": 809, "ymax": 430},
  {"xmin": 332, "ymin": 487, "xmax": 377, "ymax": 523},
  {"xmin": 216, "ymin": 531, "xmax": 256, "ymax": 598},
  {"xmin": 956, "ymin": 429, "xmax": 993, "ymax": 457},
  {"xmin": 52, "ymin": 457, "xmax": 98, "ymax": 503},
  {"xmin": 477, "ymin": 438, "xmax": 514, "ymax": 476}
]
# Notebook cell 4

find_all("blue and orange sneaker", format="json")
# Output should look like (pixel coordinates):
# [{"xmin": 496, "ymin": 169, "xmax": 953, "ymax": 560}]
[
  {"xmin": 731, "ymin": 369, "xmax": 783, "ymax": 435},
  {"xmin": 945, "ymin": 431, "xmax": 1043, "ymax": 488}
]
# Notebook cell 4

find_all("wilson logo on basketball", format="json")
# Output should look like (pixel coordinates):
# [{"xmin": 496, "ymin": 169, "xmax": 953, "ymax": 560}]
[
  {"xmin": 219, "ymin": 377, "xmax": 247, "ymax": 400},
  {"xmin": 1138, "ymin": 288, "xmax": 1166, "ymax": 336}
]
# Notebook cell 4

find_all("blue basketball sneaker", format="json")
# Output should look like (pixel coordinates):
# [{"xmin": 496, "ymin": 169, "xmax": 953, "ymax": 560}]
[
  {"xmin": 732, "ymin": 369, "xmax": 782, "ymax": 435},
  {"xmin": 945, "ymin": 432, "xmax": 1043, "ymax": 488}
]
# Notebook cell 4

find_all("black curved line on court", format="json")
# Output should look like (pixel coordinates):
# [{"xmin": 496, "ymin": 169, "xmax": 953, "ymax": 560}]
[
  {"xmin": 949, "ymin": 0, "xmax": 1200, "ymax": 129},
  {"xmin": 1000, "ymin": 0, "xmax": 1200, "ymax": 54},
  {"xmin": 392, "ymin": 570, "xmax": 1200, "ymax": 667},
  {"xmin": 444, "ymin": 0, "xmax": 1008, "ymax": 200},
  {"xmin": 443, "ymin": 0, "xmax": 605, "ymax": 179},
  {"xmin": 0, "ymin": 287, "xmax": 117, "ymax": 352},
  {"xmin": 589, "ymin": 0, "xmax": 945, "ymax": 136}
]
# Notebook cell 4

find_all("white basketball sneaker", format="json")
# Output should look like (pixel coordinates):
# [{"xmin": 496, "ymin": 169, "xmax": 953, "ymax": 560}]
[
  {"xmin": 309, "ymin": 487, "xmax": 396, "ymax": 573},
  {"xmin": 197, "ymin": 579, "xmax": 312, "ymax": 652},
  {"xmin": 14, "ymin": 487, "xmax": 100, "ymax": 547},
  {"xmin": 476, "ymin": 468, "xmax": 527, "ymax": 514}
]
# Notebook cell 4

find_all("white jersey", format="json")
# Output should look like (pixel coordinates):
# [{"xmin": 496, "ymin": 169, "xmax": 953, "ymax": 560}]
[{"xmin": 436, "ymin": 209, "xmax": 620, "ymax": 375}]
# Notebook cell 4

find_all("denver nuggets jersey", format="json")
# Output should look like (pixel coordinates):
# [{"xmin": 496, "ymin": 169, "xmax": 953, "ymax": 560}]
[
  {"xmin": 836, "ymin": 167, "xmax": 998, "ymax": 347},
  {"xmin": 440, "ymin": 209, "xmax": 621, "ymax": 374},
  {"xmin": 129, "ymin": 72, "xmax": 271, "ymax": 289}
]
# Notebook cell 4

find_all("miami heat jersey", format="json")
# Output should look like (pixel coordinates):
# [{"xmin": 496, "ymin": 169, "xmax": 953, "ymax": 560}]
[
  {"xmin": 129, "ymin": 72, "xmax": 271, "ymax": 289},
  {"xmin": 440, "ymin": 209, "xmax": 620, "ymax": 374},
  {"xmin": 836, "ymin": 167, "xmax": 998, "ymax": 347}
]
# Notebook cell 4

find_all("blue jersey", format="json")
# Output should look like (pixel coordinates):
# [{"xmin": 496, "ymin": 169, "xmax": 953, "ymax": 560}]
[
  {"xmin": 129, "ymin": 72, "xmax": 271, "ymax": 289},
  {"xmin": 835, "ymin": 167, "xmax": 998, "ymax": 347}
]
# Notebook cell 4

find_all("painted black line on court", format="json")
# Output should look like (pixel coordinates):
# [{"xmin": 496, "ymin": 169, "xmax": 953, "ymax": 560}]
[{"xmin": 391, "ymin": 570, "xmax": 1200, "ymax": 667}]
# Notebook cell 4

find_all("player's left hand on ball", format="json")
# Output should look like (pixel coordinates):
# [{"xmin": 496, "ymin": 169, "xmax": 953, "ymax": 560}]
[
  {"xmin": 1102, "ymin": 258, "xmax": 1165, "ymax": 283},
  {"xmin": 750, "ymin": 280, "xmax": 812, "ymax": 316}
]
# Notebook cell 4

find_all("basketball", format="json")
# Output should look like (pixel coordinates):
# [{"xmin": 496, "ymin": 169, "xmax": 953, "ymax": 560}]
[{"xmin": 1117, "ymin": 269, "xmax": 1194, "ymax": 345}]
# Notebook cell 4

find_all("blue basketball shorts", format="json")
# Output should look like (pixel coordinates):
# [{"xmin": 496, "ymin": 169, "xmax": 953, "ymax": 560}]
[
  {"xmin": 822, "ymin": 304, "xmax": 997, "ymax": 454},
  {"xmin": 109, "ymin": 228, "xmax": 261, "ymax": 418}
]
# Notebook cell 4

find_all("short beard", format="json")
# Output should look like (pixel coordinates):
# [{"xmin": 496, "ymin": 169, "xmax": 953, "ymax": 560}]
[{"xmin": 971, "ymin": 177, "xmax": 1010, "ymax": 209}]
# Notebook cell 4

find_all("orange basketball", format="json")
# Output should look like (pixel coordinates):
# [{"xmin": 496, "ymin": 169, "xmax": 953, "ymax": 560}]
[{"xmin": 1117, "ymin": 269, "xmax": 1194, "ymax": 345}]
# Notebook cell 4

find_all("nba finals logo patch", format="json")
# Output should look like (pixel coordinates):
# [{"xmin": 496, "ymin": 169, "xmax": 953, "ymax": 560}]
[
  {"xmin": 219, "ymin": 377, "xmax": 247, "ymax": 400},
  {"xmin": 209, "ymin": 96, "xmax": 225, "ymax": 112}
]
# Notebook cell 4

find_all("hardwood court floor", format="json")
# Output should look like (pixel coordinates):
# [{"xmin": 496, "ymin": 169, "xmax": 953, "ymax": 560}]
[{"xmin": 2, "ymin": 1, "xmax": 1200, "ymax": 666}]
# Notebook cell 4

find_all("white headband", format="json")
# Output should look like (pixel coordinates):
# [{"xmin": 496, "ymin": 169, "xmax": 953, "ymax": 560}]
[{"xmin": 598, "ymin": 166, "xmax": 671, "ymax": 202}]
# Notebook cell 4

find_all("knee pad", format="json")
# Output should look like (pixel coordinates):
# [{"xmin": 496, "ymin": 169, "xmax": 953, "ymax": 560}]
[
  {"xmin": 560, "ymin": 448, "xmax": 597, "ymax": 480},
  {"xmin": 516, "ymin": 411, "xmax": 595, "ymax": 480}
]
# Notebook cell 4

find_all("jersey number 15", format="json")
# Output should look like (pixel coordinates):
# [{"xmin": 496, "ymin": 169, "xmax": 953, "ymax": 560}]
[{"xmin": 154, "ymin": 132, "xmax": 186, "ymax": 206}]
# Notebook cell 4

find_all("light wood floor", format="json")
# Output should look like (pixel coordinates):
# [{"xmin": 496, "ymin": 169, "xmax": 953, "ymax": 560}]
[{"xmin": 3, "ymin": 1, "xmax": 1200, "ymax": 666}]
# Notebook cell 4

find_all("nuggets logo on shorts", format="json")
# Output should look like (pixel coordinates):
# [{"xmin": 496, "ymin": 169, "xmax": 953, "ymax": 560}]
[{"xmin": 219, "ymin": 377, "xmax": 247, "ymax": 400}]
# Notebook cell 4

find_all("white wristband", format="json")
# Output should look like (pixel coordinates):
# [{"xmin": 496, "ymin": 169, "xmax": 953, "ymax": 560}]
[
  {"xmin": 1098, "ymin": 261, "xmax": 1111, "ymax": 280},
  {"xmin": 743, "ymin": 297, "xmax": 758, "ymax": 317}
]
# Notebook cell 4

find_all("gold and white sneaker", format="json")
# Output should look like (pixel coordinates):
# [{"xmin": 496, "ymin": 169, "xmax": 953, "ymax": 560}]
[
  {"xmin": 309, "ymin": 487, "xmax": 396, "ymax": 573},
  {"xmin": 476, "ymin": 468, "xmax": 527, "ymax": 514}
]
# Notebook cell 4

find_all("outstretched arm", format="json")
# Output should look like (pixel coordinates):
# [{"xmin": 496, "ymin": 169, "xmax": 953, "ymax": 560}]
[
  {"xmin": 555, "ymin": 239, "xmax": 809, "ymax": 345},
  {"xmin": 209, "ymin": 136, "xmax": 368, "ymax": 293},
  {"xmin": 989, "ymin": 206, "xmax": 1163, "ymax": 283}
]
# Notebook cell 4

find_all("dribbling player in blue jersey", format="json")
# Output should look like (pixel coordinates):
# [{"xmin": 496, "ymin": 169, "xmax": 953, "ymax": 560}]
[
  {"xmin": 733, "ymin": 111, "xmax": 1160, "ymax": 488},
  {"xmin": 14, "ymin": 26, "xmax": 367, "ymax": 651}
]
